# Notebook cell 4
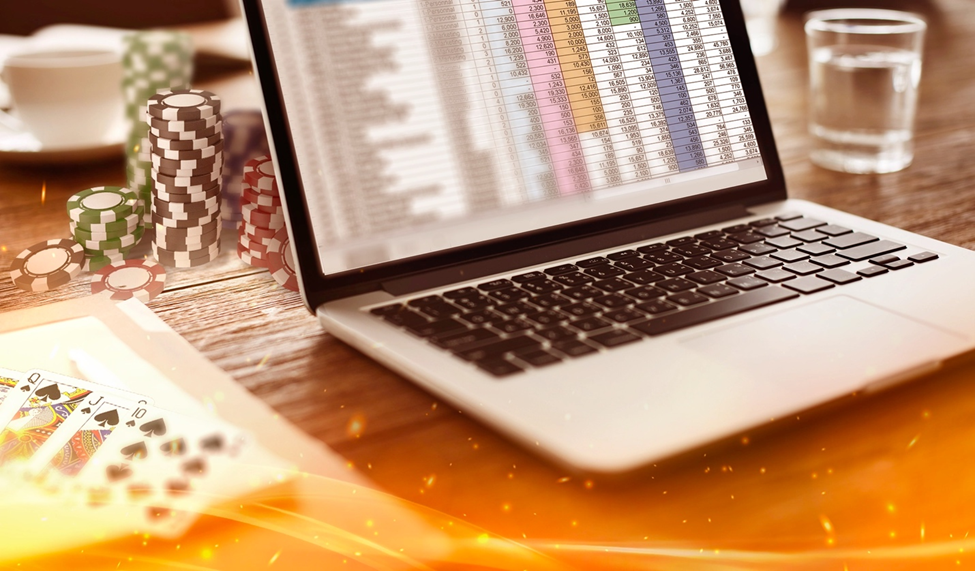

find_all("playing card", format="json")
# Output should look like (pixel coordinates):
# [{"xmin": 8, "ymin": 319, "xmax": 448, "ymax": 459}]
[
  {"xmin": 31, "ymin": 398, "xmax": 134, "ymax": 476},
  {"xmin": 0, "ymin": 367, "xmax": 21, "ymax": 408}
]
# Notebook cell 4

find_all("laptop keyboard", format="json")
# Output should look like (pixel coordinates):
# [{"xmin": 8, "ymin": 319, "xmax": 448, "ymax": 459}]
[{"xmin": 368, "ymin": 213, "xmax": 940, "ymax": 377}]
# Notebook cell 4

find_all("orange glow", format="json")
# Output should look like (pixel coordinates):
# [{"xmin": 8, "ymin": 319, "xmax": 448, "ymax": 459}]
[{"xmin": 40, "ymin": 181, "xmax": 46, "ymax": 206}]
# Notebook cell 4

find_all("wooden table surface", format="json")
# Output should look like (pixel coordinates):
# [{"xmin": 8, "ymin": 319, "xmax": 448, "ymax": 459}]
[{"xmin": 3, "ymin": 2, "xmax": 975, "ymax": 569}]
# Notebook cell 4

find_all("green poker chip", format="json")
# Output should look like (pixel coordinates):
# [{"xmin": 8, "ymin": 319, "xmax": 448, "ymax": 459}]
[
  {"xmin": 71, "ymin": 204, "xmax": 145, "ymax": 234},
  {"xmin": 74, "ymin": 224, "xmax": 145, "ymax": 252},
  {"xmin": 67, "ymin": 186, "xmax": 140, "ymax": 225}
]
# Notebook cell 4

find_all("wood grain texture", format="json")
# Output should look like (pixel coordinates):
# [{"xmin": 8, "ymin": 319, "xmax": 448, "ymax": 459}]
[{"xmin": 3, "ymin": 1, "xmax": 975, "ymax": 565}]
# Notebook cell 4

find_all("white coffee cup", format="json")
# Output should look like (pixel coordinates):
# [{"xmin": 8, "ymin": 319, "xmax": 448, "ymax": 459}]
[{"xmin": 1, "ymin": 48, "xmax": 123, "ymax": 148}]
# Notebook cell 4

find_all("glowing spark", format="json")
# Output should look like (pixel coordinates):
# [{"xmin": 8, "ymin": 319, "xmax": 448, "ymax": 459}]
[
  {"xmin": 346, "ymin": 414, "xmax": 366, "ymax": 438},
  {"xmin": 887, "ymin": 503, "xmax": 896, "ymax": 514},
  {"xmin": 423, "ymin": 474, "xmax": 436, "ymax": 489},
  {"xmin": 268, "ymin": 550, "xmax": 282, "ymax": 565},
  {"xmin": 556, "ymin": 477, "xmax": 571, "ymax": 484},
  {"xmin": 477, "ymin": 533, "xmax": 490, "ymax": 544},
  {"xmin": 740, "ymin": 436, "xmax": 749, "ymax": 445},
  {"xmin": 40, "ymin": 181, "xmax": 46, "ymax": 206},
  {"xmin": 820, "ymin": 515, "xmax": 835, "ymax": 534},
  {"xmin": 1, "ymin": 246, "xmax": 6, "ymax": 253},
  {"xmin": 584, "ymin": 480, "xmax": 594, "ymax": 490},
  {"xmin": 922, "ymin": 523, "xmax": 926, "ymax": 541},
  {"xmin": 201, "ymin": 548, "xmax": 213, "ymax": 560},
  {"xmin": 907, "ymin": 435, "xmax": 920, "ymax": 449},
  {"xmin": 255, "ymin": 352, "xmax": 271, "ymax": 371}
]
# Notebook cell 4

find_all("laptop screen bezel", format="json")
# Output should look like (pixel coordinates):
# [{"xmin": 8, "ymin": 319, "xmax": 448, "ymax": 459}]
[{"xmin": 241, "ymin": 0, "xmax": 787, "ymax": 310}]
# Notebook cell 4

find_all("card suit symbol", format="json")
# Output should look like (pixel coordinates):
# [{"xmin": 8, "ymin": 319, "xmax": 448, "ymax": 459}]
[
  {"xmin": 80, "ymin": 407, "xmax": 92, "ymax": 415},
  {"xmin": 106, "ymin": 464, "xmax": 132, "ymax": 482},
  {"xmin": 200, "ymin": 434, "xmax": 225, "ymax": 453},
  {"xmin": 19, "ymin": 385, "xmax": 30, "ymax": 392},
  {"xmin": 182, "ymin": 457, "xmax": 207, "ymax": 477},
  {"xmin": 34, "ymin": 384, "xmax": 61, "ymax": 401},
  {"xmin": 94, "ymin": 409, "xmax": 119, "ymax": 427},
  {"xmin": 127, "ymin": 483, "xmax": 152, "ymax": 500},
  {"xmin": 139, "ymin": 418, "xmax": 167, "ymax": 438},
  {"xmin": 120, "ymin": 441, "xmax": 148, "ymax": 461},
  {"xmin": 159, "ymin": 438, "xmax": 186, "ymax": 457},
  {"xmin": 167, "ymin": 479, "xmax": 190, "ymax": 496},
  {"xmin": 126, "ymin": 420, "xmax": 135, "ymax": 427}
]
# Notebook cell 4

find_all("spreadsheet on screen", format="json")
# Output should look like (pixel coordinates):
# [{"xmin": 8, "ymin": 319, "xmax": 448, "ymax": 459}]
[{"xmin": 261, "ymin": 0, "xmax": 768, "ymax": 273}]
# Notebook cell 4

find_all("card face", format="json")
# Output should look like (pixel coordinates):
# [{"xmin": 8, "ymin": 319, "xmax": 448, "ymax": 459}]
[
  {"xmin": 38, "ymin": 398, "xmax": 133, "ymax": 476},
  {"xmin": 0, "ymin": 368, "xmax": 22, "ymax": 408}
]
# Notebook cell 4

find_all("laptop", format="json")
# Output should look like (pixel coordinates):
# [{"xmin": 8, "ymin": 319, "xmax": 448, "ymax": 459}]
[{"xmin": 240, "ymin": 0, "xmax": 975, "ymax": 474}]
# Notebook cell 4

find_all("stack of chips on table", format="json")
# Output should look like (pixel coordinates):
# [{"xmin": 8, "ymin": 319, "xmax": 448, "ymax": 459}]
[
  {"xmin": 148, "ymin": 89, "xmax": 224, "ymax": 268},
  {"xmin": 122, "ymin": 31, "xmax": 193, "ymax": 222},
  {"xmin": 237, "ymin": 155, "xmax": 284, "ymax": 268},
  {"xmin": 220, "ymin": 110, "xmax": 270, "ymax": 229},
  {"xmin": 67, "ymin": 186, "xmax": 146, "ymax": 272}
]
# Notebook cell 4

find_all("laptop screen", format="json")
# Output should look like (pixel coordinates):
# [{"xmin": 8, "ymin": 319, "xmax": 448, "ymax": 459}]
[{"xmin": 258, "ymin": 0, "xmax": 769, "ymax": 275}]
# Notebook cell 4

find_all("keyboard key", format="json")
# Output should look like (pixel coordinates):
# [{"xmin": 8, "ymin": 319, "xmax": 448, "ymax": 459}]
[
  {"xmin": 593, "ymin": 277, "xmax": 633, "ymax": 292},
  {"xmin": 755, "ymin": 225, "xmax": 791, "ymax": 238},
  {"xmin": 700, "ymin": 238, "xmax": 738, "ymax": 250},
  {"xmin": 478, "ymin": 279, "xmax": 514, "ymax": 291},
  {"xmin": 494, "ymin": 301, "xmax": 534, "ymax": 317},
  {"xmin": 452, "ymin": 294, "xmax": 493, "ymax": 311},
  {"xmin": 536, "ymin": 325, "xmax": 577, "ymax": 342},
  {"xmin": 666, "ymin": 236, "xmax": 696, "ymax": 246},
  {"xmin": 909, "ymin": 251, "xmax": 939, "ymax": 263},
  {"xmin": 765, "ymin": 236, "xmax": 803, "ymax": 249},
  {"xmin": 798, "ymin": 242, "xmax": 835, "ymax": 256},
  {"xmin": 770, "ymin": 249, "xmax": 809, "ymax": 263},
  {"xmin": 775, "ymin": 212, "xmax": 803, "ymax": 221},
  {"xmin": 384, "ymin": 308, "xmax": 429, "ymax": 329},
  {"xmin": 442, "ymin": 288, "xmax": 477, "ymax": 300},
  {"xmin": 615, "ymin": 257, "xmax": 654, "ymax": 272},
  {"xmin": 716, "ymin": 263, "xmax": 755, "ymax": 277},
  {"xmin": 792, "ymin": 229, "xmax": 828, "ymax": 242},
  {"xmin": 488, "ymin": 288, "xmax": 530, "ymax": 303},
  {"xmin": 756, "ymin": 268, "xmax": 796, "ymax": 283},
  {"xmin": 607, "ymin": 249, "xmax": 640, "ymax": 260},
  {"xmin": 552, "ymin": 272, "xmax": 594, "ymax": 287},
  {"xmin": 782, "ymin": 276, "xmax": 834, "ymax": 294},
  {"xmin": 667, "ymin": 291, "xmax": 709, "ymax": 306},
  {"xmin": 783, "ymin": 261, "xmax": 823, "ymax": 276},
  {"xmin": 631, "ymin": 287, "xmax": 798, "ymax": 336},
  {"xmin": 520, "ymin": 279, "xmax": 562, "ymax": 294},
  {"xmin": 408, "ymin": 295, "xmax": 442, "ymax": 307},
  {"xmin": 695, "ymin": 230, "xmax": 724, "ymax": 240},
  {"xmin": 561, "ymin": 285, "xmax": 603, "ymax": 300},
  {"xmin": 810, "ymin": 254, "xmax": 849, "ymax": 269},
  {"xmin": 544, "ymin": 264, "xmax": 577, "ymax": 276},
  {"xmin": 730, "ymin": 232, "xmax": 765, "ymax": 244},
  {"xmin": 588, "ymin": 329, "xmax": 642, "ymax": 348},
  {"xmin": 455, "ymin": 335, "xmax": 540, "ymax": 361},
  {"xmin": 672, "ymin": 244, "xmax": 711, "ymax": 257},
  {"xmin": 836, "ymin": 240, "xmax": 906, "ymax": 261},
  {"xmin": 370, "ymin": 303, "xmax": 403, "ymax": 316},
  {"xmin": 593, "ymin": 294, "xmax": 633, "ymax": 308},
  {"xmin": 512, "ymin": 271, "xmax": 546, "ymax": 283},
  {"xmin": 698, "ymin": 284, "xmax": 739, "ymax": 298},
  {"xmin": 710, "ymin": 250, "xmax": 751, "ymax": 264},
  {"xmin": 658, "ymin": 278, "xmax": 698, "ymax": 292},
  {"xmin": 407, "ymin": 318, "xmax": 467, "ymax": 338},
  {"xmin": 858, "ymin": 265, "xmax": 888, "ymax": 277},
  {"xmin": 683, "ymin": 256, "xmax": 724, "ymax": 270},
  {"xmin": 460, "ymin": 309, "xmax": 504, "ymax": 326},
  {"xmin": 654, "ymin": 262, "xmax": 694, "ymax": 277},
  {"xmin": 743, "ymin": 256, "xmax": 782, "ymax": 270},
  {"xmin": 623, "ymin": 270, "xmax": 665, "ymax": 284},
  {"xmin": 637, "ymin": 243, "xmax": 667, "ymax": 253},
  {"xmin": 823, "ymin": 232, "xmax": 878, "ymax": 250},
  {"xmin": 624, "ymin": 286, "xmax": 667, "ymax": 301},
  {"xmin": 780, "ymin": 217, "xmax": 826, "ymax": 232},
  {"xmin": 738, "ymin": 243, "xmax": 777, "ymax": 256},
  {"xmin": 603, "ymin": 308, "xmax": 646, "ymax": 323},
  {"xmin": 727, "ymin": 276, "xmax": 768, "ymax": 290},
  {"xmin": 576, "ymin": 256, "xmax": 610, "ymax": 268},
  {"xmin": 816, "ymin": 225, "xmax": 852, "ymax": 237},
  {"xmin": 886, "ymin": 259, "xmax": 914, "ymax": 270},
  {"xmin": 562, "ymin": 302, "xmax": 601, "ymax": 317},
  {"xmin": 585, "ymin": 265, "xmax": 626, "ymax": 279},
  {"xmin": 722, "ymin": 224, "xmax": 751, "ymax": 234},
  {"xmin": 531, "ymin": 292, "xmax": 571, "ymax": 309},
  {"xmin": 644, "ymin": 251, "xmax": 683, "ymax": 264},
  {"xmin": 750, "ymin": 218, "xmax": 778, "ymax": 227},
  {"xmin": 431, "ymin": 327, "xmax": 499, "ymax": 350},
  {"xmin": 525, "ymin": 310, "xmax": 565, "ymax": 326},
  {"xmin": 870, "ymin": 254, "xmax": 900, "ymax": 265},
  {"xmin": 496, "ymin": 319, "xmax": 533, "ymax": 334},
  {"xmin": 569, "ymin": 316, "xmax": 613, "ymax": 333},
  {"xmin": 636, "ymin": 300, "xmax": 678, "ymax": 314},
  {"xmin": 514, "ymin": 350, "xmax": 562, "ymax": 368},
  {"xmin": 475, "ymin": 358, "xmax": 524, "ymax": 377},
  {"xmin": 416, "ymin": 301, "xmax": 461, "ymax": 319},
  {"xmin": 817, "ymin": 268, "xmax": 862, "ymax": 284},
  {"xmin": 687, "ymin": 270, "xmax": 726, "ymax": 285},
  {"xmin": 552, "ymin": 339, "xmax": 599, "ymax": 358}
]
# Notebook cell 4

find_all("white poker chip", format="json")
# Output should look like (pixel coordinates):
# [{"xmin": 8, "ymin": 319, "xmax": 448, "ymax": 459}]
[
  {"xmin": 9, "ymin": 239, "xmax": 85, "ymax": 292},
  {"xmin": 91, "ymin": 259, "xmax": 166, "ymax": 302}
]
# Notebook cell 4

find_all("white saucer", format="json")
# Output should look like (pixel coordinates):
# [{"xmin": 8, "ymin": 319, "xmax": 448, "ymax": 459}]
[{"xmin": 0, "ymin": 116, "xmax": 125, "ymax": 165}]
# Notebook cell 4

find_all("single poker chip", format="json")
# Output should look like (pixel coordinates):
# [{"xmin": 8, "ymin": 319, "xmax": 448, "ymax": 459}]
[
  {"xmin": 70, "ymin": 204, "xmax": 144, "ymax": 234},
  {"xmin": 67, "ymin": 186, "xmax": 140, "ymax": 224},
  {"xmin": 150, "ymin": 140, "xmax": 224, "ymax": 161},
  {"xmin": 154, "ymin": 218, "xmax": 220, "ymax": 238},
  {"xmin": 241, "ymin": 185, "xmax": 279, "ymax": 211},
  {"xmin": 238, "ymin": 226, "xmax": 272, "ymax": 246},
  {"xmin": 237, "ymin": 231, "xmax": 269, "ymax": 255},
  {"xmin": 151, "ymin": 159, "xmax": 222, "ymax": 179},
  {"xmin": 153, "ymin": 178, "xmax": 220, "ymax": 196},
  {"xmin": 267, "ymin": 227, "xmax": 297, "ymax": 292},
  {"xmin": 71, "ymin": 220, "xmax": 138, "ymax": 242},
  {"xmin": 151, "ymin": 153, "xmax": 220, "ymax": 173},
  {"xmin": 152, "ymin": 200, "xmax": 220, "ymax": 221},
  {"xmin": 147, "ymin": 89, "xmax": 221, "ymax": 122},
  {"xmin": 149, "ymin": 131, "xmax": 222, "ymax": 152},
  {"xmin": 154, "ymin": 227, "xmax": 220, "ymax": 251},
  {"xmin": 152, "ymin": 167, "xmax": 221, "ymax": 187},
  {"xmin": 241, "ymin": 203, "xmax": 284, "ymax": 228},
  {"xmin": 83, "ymin": 252, "xmax": 126, "ymax": 273},
  {"xmin": 154, "ymin": 184, "xmax": 221, "ymax": 203},
  {"xmin": 239, "ymin": 222, "xmax": 277, "ymax": 241},
  {"xmin": 237, "ymin": 243, "xmax": 270, "ymax": 268},
  {"xmin": 75, "ymin": 224, "xmax": 145, "ymax": 252},
  {"xmin": 149, "ymin": 122, "xmax": 223, "ymax": 142},
  {"xmin": 242, "ymin": 156, "xmax": 278, "ymax": 196},
  {"xmin": 153, "ymin": 195, "xmax": 219, "ymax": 212},
  {"xmin": 147, "ymin": 114, "xmax": 220, "ymax": 133},
  {"xmin": 151, "ymin": 210, "xmax": 220, "ymax": 229},
  {"xmin": 9, "ymin": 239, "xmax": 85, "ymax": 292},
  {"xmin": 83, "ymin": 243, "xmax": 134, "ymax": 258},
  {"xmin": 91, "ymin": 259, "xmax": 166, "ymax": 302},
  {"xmin": 152, "ymin": 241, "xmax": 220, "ymax": 267}
]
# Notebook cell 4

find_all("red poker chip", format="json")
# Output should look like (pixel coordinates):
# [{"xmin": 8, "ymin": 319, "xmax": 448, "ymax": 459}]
[
  {"xmin": 91, "ymin": 259, "xmax": 166, "ymax": 302},
  {"xmin": 267, "ymin": 227, "xmax": 297, "ymax": 292},
  {"xmin": 237, "ymin": 243, "xmax": 270, "ymax": 268}
]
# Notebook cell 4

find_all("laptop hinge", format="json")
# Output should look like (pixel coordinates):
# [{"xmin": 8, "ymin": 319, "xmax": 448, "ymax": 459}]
[{"xmin": 382, "ymin": 203, "xmax": 752, "ymax": 297}]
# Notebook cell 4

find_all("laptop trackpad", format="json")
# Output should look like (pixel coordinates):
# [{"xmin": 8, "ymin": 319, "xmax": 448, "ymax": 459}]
[{"xmin": 682, "ymin": 296, "xmax": 968, "ymax": 398}]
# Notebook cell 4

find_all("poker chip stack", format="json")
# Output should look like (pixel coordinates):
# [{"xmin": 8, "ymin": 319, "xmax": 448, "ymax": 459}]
[
  {"xmin": 237, "ymin": 155, "xmax": 284, "ymax": 268},
  {"xmin": 121, "ymin": 31, "xmax": 194, "ymax": 222},
  {"xmin": 147, "ymin": 89, "xmax": 224, "ymax": 268},
  {"xmin": 220, "ymin": 110, "xmax": 270, "ymax": 229},
  {"xmin": 67, "ymin": 186, "xmax": 146, "ymax": 272}
]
